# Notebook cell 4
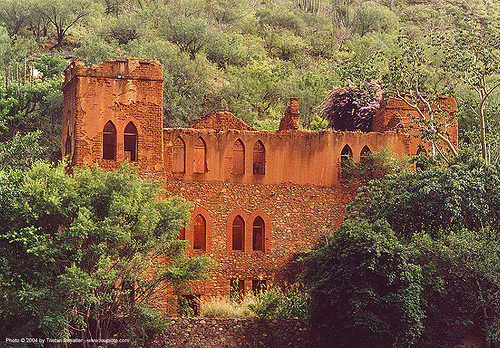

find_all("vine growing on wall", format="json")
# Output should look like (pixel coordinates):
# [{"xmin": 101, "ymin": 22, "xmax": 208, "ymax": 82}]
[{"xmin": 319, "ymin": 80, "xmax": 383, "ymax": 132}]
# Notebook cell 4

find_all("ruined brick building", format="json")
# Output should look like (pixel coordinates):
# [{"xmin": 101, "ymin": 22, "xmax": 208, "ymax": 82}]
[{"xmin": 62, "ymin": 58, "xmax": 458, "ymax": 308}]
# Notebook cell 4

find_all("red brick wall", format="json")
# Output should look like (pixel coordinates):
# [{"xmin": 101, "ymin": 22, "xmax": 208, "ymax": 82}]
[
  {"xmin": 62, "ymin": 59, "xmax": 164, "ymax": 173},
  {"xmin": 163, "ymin": 128, "xmax": 418, "ymax": 188}
]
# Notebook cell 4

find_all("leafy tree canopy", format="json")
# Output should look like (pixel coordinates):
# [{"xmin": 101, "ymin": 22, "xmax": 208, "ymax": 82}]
[{"xmin": 0, "ymin": 162, "xmax": 211, "ymax": 344}]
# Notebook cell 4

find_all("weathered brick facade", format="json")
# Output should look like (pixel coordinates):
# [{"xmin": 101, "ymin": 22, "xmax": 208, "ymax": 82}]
[{"xmin": 62, "ymin": 59, "xmax": 458, "ymax": 310}]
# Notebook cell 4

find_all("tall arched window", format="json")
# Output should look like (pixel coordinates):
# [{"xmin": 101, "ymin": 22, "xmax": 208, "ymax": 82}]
[
  {"xmin": 253, "ymin": 140, "xmax": 265, "ymax": 175},
  {"xmin": 232, "ymin": 215, "xmax": 245, "ymax": 251},
  {"xmin": 360, "ymin": 145, "xmax": 371, "ymax": 161},
  {"xmin": 124, "ymin": 122, "xmax": 138, "ymax": 162},
  {"xmin": 193, "ymin": 214, "xmax": 206, "ymax": 250},
  {"xmin": 252, "ymin": 216, "xmax": 264, "ymax": 252},
  {"xmin": 232, "ymin": 139, "xmax": 245, "ymax": 175},
  {"xmin": 194, "ymin": 137, "xmax": 207, "ymax": 173},
  {"xmin": 341, "ymin": 144, "xmax": 353, "ymax": 179},
  {"xmin": 65, "ymin": 127, "xmax": 72, "ymax": 157},
  {"xmin": 103, "ymin": 121, "xmax": 117, "ymax": 160},
  {"xmin": 172, "ymin": 136, "xmax": 186, "ymax": 173}
]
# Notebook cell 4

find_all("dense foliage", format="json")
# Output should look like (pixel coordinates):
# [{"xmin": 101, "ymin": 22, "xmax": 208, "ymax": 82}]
[
  {"xmin": 302, "ymin": 219, "xmax": 424, "ymax": 348},
  {"xmin": 303, "ymin": 160, "xmax": 500, "ymax": 347},
  {"xmin": 0, "ymin": 162, "xmax": 211, "ymax": 345}
]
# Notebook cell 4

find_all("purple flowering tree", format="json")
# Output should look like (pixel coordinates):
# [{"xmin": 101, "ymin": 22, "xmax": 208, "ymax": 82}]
[{"xmin": 320, "ymin": 80, "xmax": 383, "ymax": 132}]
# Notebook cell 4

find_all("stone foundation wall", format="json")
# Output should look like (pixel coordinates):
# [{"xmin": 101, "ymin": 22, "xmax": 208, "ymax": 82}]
[{"xmin": 150, "ymin": 318, "xmax": 322, "ymax": 348}]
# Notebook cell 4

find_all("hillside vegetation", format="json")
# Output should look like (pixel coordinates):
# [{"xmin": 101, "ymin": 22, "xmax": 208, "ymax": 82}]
[{"xmin": 1, "ymin": 0, "xmax": 500, "ymax": 161}]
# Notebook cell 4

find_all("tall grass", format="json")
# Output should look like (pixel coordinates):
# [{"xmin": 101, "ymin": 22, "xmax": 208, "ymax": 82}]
[{"xmin": 199, "ymin": 285, "xmax": 309, "ymax": 319}]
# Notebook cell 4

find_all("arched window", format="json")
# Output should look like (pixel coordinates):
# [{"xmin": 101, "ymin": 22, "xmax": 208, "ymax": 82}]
[
  {"xmin": 193, "ymin": 214, "xmax": 206, "ymax": 250},
  {"xmin": 360, "ymin": 145, "xmax": 371, "ymax": 161},
  {"xmin": 65, "ymin": 133, "xmax": 72, "ymax": 157},
  {"xmin": 341, "ymin": 145, "xmax": 353, "ymax": 179},
  {"xmin": 124, "ymin": 122, "xmax": 138, "ymax": 162},
  {"xmin": 232, "ymin": 215, "xmax": 245, "ymax": 251},
  {"xmin": 172, "ymin": 136, "xmax": 185, "ymax": 173},
  {"xmin": 194, "ymin": 137, "xmax": 207, "ymax": 173},
  {"xmin": 253, "ymin": 140, "xmax": 265, "ymax": 175},
  {"xmin": 232, "ymin": 139, "xmax": 245, "ymax": 175},
  {"xmin": 252, "ymin": 216, "xmax": 264, "ymax": 252},
  {"xmin": 103, "ymin": 121, "xmax": 117, "ymax": 160}
]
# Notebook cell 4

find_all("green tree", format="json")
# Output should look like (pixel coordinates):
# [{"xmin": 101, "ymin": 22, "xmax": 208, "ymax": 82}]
[
  {"xmin": 36, "ymin": 0, "xmax": 92, "ymax": 48},
  {"xmin": 349, "ymin": 161, "xmax": 499, "ymax": 239},
  {"xmin": 0, "ymin": 162, "xmax": 211, "ymax": 345},
  {"xmin": 444, "ymin": 21, "xmax": 500, "ymax": 165},
  {"xmin": 413, "ymin": 228, "xmax": 500, "ymax": 348},
  {"xmin": 0, "ymin": 131, "xmax": 45, "ymax": 169},
  {"xmin": 384, "ymin": 33, "xmax": 459, "ymax": 162},
  {"xmin": 0, "ymin": 0, "xmax": 32, "ymax": 36},
  {"xmin": 302, "ymin": 219, "xmax": 424, "ymax": 348}
]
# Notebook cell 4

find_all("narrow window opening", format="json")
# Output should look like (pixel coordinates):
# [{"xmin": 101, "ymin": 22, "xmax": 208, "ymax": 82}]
[
  {"xmin": 360, "ymin": 145, "xmax": 371, "ymax": 163},
  {"xmin": 232, "ymin": 139, "xmax": 245, "ymax": 175},
  {"xmin": 193, "ymin": 214, "xmax": 206, "ymax": 251},
  {"xmin": 252, "ymin": 280, "xmax": 267, "ymax": 295},
  {"xmin": 194, "ymin": 137, "xmax": 207, "ymax": 173},
  {"xmin": 124, "ymin": 122, "xmax": 138, "ymax": 162},
  {"xmin": 232, "ymin": 215, "xmax": 245, "ymax": 251},
  {"xmin": 415, "ymin": 147, "xmax": 427, "ymax": 171},
  {"xmin": 230, "ymin": 279, "xmax": 245, "ymax": 301},
  {"xmin": 253, "ymin": 140, "xmax": 265, "ymax": 175},
  {"xmin": 178, "ymin": 227, "xmax": 186, "ymax": 240},
  {"xmin": 252, "ymin": 217, "xmax": 264, "ymax": 252},
  {"xmin": 172, "ymin": 136, "xmax": 186, "ymax": 173},
  {"xmin": 65, "ymin": 135, "xmax": 72, "ymax": 157},
  {"xmin": 103, "ymin": 121, "xmax": 117, "ymax": 160},
  {"xmin": 121, "ymin": 279, "xmax": 135, "ymax": 304},
  {"xmin": 341, "ymin": 145, "xmax": 353, "ymax": 179},
  {"xmin": 360, "ymin": 145, "xmax": 373, "ymax": 176},
  {"xmin": 177, "ymin": 295, "xmax": 199, "ymax": 317}
]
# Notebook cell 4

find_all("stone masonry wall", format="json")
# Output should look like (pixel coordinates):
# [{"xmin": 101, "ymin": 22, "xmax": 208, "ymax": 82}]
[
  {"xmin": 188, "ymin": 111, "xmax": 256, "ymax": 131},
  {"xmin": 150, "ymin": 318, "xmax": 322, "ymax": 348},
  {"xmin": 161, "ymin": 180, "xmax": 353, "ymax": 300}
]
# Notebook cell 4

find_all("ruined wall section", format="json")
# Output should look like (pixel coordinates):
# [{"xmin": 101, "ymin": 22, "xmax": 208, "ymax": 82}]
[
  {"xmin": 163, "ymin": 128, "xmax": 418, "ymax": 188},
  {"xmin": 372, "ymin": 96, "xmax": 459, "ymax": 153},
  {"xmin": 188, "ymin": 111, "xmax": 256, "ymax": 131},
  {"xmin": 62, "ymin": 59, "xmax": 164, "ymax": 173},
  {"xmin": 162, "ymin": 180, "xmax": 353, "ymax": 299}
]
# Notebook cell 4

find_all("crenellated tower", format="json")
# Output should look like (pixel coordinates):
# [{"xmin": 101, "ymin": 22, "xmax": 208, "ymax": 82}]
[{"xmin": 61, "ymin": 58, "xmax": 164, "ymax": 173}]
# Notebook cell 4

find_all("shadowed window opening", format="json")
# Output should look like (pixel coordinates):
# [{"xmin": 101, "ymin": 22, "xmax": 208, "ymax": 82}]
[
  {"xmin": 252, "ymin": 280, "xmax": 267, "ymax": 295},
  {"xmin": 103, "ymin": 121, "xmax": 116, "ymax": 160},
  {"xmin": 416, "ymin": 147, "xmax": 427, "ymax": 171},
  {"xmin": 194, "ymin": 137, "xmax": 207, "ymax": 173},
  {"xmin": 232, "ymin": 139, "xmax": 245, "ymax": 175},
  {"xmin": 341, "ymin": 144, "xmax": 353, "ymax": 179},
  {"xmin": 178, "ymin": 295, "xmax": 199, "ymax": 316},
  {"xmin": 360, "ymin": 145, "xmax": 371, "ymax": 163},
  {"xmin": 253, "ymin": 140, "xmax": 265, "ymax": 175},
  {"xmin": 230, "ymin": 279, "xmax": 245, "ymax": 301},
  {"xmin": 232, "ymin": 215, "xmax": 245, "ymax": 251},
  {"xmin": 124, "ymin": 122, "xmax": 138, "ymax": 162},
  {"xmin": 252, "ymin": 216, "xmax": 264, "ymax": 252},
  {"xmin": 172, "ymin": 136, "xmax": 186, "ymax": 173},
  {"xmin": 193, "ymin": 214, "xmax": 206, "ymax": 250},
  {"xmin": 178, "ymin": 227, "xmax": 186, "ymax": 240}
]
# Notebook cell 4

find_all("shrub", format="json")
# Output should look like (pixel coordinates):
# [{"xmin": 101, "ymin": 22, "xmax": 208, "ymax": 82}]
[
  {"xmin": 199, "ymin": 296, "xmax": 255, "ymax": 318},
  {"xmin": 319, "ymin": 80, "xmax": 382, "ymax": 132}
]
